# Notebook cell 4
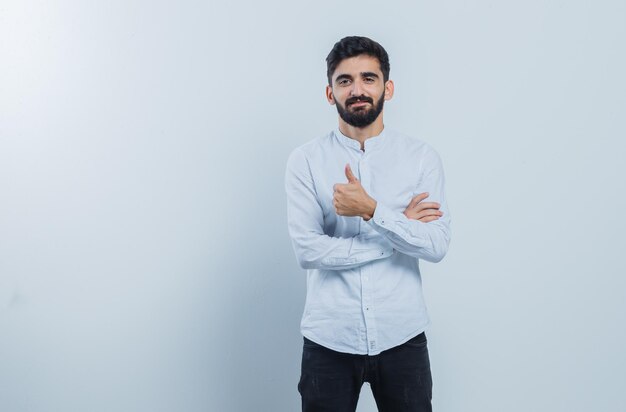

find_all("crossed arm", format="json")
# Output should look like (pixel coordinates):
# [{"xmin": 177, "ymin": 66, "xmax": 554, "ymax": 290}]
[
  {"xmin": 285, "ymin": 148, "xmax": 451, "ymax": 270},
  {"xmin": 333, "ymin": 163, "xmax": 443, "ymax": 223}
]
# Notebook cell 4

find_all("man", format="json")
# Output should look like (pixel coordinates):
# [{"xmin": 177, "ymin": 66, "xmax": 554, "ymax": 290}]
[{"xmin": 284, "ymin": 36, "xmax": 451, "ymax": 412}]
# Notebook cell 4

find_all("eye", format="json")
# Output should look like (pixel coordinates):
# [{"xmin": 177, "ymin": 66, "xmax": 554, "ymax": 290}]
[
  {"xmin": 338, "ymin": 79, "xmax": 351, "ymax": 86},
  {"xmin": 364, "ymin": 77, "xmax": 375, "ymax": 83}
]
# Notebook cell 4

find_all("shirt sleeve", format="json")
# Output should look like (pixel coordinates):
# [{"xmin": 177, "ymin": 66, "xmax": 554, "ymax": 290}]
[
  {"xmin": 366, "ymin": 147, "xmax": 451, "ymax": 263},
  {"xmin": 285, "ymin": 147, "xmax": 394, "ymax": 270}
]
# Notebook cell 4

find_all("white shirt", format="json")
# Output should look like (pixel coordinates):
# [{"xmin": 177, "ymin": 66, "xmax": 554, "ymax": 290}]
[{"xmin": 284, "ymin": 127, "xmax": 451, "ymax": 355}]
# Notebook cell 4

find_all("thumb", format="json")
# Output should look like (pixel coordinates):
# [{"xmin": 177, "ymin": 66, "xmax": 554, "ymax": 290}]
[{"xmin": 345, "ymin": 163, "xmax": 358, "ymax": 183}]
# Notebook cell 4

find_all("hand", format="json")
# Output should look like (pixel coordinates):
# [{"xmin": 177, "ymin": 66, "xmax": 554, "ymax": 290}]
[
  {"xmin": 333, "ymin": 164, "xmax": 377, "ymax": 220},
  {"xmin": 403, "ymin": 192, "xmax": 443, "ymax": 222}
]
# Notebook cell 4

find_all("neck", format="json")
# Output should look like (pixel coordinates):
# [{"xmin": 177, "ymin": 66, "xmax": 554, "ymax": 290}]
[{"xmin": 338, "ymin": 115, "xmax": 385, "ymax": 151}]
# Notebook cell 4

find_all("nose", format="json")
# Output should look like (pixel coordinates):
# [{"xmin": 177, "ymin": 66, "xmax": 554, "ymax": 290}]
[{"xmin": 349, "ymin": 79, "xmax": 364, "ymax": 96}]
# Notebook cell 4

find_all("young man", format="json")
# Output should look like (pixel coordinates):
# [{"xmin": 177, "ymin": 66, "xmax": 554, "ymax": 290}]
[{"xmin": 284, "ymin": 36, "xmax": 451, "ymax": 412}]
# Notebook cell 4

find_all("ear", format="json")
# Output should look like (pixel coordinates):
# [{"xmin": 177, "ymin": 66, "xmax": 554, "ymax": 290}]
[
  {"xmin": 384, "ymin": 79, "xmax": 395, "ymax": 101},
  {"xmin": 325, "ymin": 85, "xmax": 336, "ymax": 105}
]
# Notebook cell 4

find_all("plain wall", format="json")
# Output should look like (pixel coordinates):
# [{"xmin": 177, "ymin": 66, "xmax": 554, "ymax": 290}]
[{"xmin": 1, "ymin": 1, "xmax": 625, "ymax": 411}]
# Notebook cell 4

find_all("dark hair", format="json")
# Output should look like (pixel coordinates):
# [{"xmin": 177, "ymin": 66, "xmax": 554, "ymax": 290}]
[{"xmin": 326, "ymin": 36, "xmax": 390, "ymax": 85}]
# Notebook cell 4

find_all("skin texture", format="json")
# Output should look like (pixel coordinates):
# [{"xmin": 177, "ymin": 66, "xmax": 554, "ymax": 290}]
[
  {"xmin": 332, "ymin": 164, "xmax": 378, "ymax": 221},
  {"xmin": 403, "ymin": 192, "xmax": 443, "ymax": 223},
  {"xmin": 328, "ymin": 54, "xmax": 443, "ymax": 222},
  {"xmin": 325, "ymin": 55, "xmax": 393, "ymax": 149},
  {"xmin": 333, "ymin": 165, "xmax": 443, "ymax": 222}
]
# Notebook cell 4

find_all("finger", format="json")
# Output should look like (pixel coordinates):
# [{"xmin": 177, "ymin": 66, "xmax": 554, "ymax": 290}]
[
  {"xmin": 418, "ymin": 215, "xmax": 440, "ymax": 223},
  {"xmin": 410, "ymin": 209, "xmax": 443, "ymax": 220},
  {"xmin": 345, "ymin": 163, "xmax": 358, "ymax": 183},
  {"xmin": 413, "ymin": 202, "xmax": 441, "ymax": 211},
  {"xmin": 408, "ymin": 192, "xmax": 429, "ymax": 208},
  {"xmin": 420, "ymin": 209, "xmax": 443, "ymax": 217},
  {"xmin": 333, "ymin": 183, "xmax": 345, "ymax": 192}
]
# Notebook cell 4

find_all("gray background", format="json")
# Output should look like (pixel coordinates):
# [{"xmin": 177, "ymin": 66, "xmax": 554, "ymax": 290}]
[{"xmin": 1, "ymin": 0, "xmax": 625, "ymax": 411}]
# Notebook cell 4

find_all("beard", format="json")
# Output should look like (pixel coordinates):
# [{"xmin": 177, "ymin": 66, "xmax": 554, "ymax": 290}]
[{"xmin": 335, "ymin": 91, "xmax": 385, "ymax": 128}]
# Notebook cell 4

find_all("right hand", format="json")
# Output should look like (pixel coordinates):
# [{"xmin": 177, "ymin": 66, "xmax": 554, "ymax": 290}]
[{"xmin": 403, "ymin": 192, "xmax": 443, "ymax": 223}]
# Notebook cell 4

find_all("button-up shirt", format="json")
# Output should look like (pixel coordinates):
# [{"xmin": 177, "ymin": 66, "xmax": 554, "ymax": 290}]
[{"xmin": 284, "ymin": 127, "xmax": 451, "ymax": 355}]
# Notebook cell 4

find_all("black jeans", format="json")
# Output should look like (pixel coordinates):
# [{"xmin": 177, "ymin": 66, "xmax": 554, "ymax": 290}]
[{"xmin": 298, "ymin": 332, "xmax": 432, "ymax": 412}]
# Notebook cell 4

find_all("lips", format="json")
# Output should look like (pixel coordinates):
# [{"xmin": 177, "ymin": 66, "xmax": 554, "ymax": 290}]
[{"xmin": 349, "ymin": 101, "xmax": 370, "ymax": 108}]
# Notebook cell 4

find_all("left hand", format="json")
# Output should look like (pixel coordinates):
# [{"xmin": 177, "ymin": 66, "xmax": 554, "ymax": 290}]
[
  {"xmin": 403, "ymin": 192, "xmax": 443, "ymax": 222},
  {"xmin": 333, "ymin": 163, "xmax": 377, "ymax": 220}
]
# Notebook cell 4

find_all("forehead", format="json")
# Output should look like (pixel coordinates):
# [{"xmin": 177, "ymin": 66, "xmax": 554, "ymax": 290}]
[{"xmin": 332, "ymin": 55, "xmax": 382, "ymax": 80}]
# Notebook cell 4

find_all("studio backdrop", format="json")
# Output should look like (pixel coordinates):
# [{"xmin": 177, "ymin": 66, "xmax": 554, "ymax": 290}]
[{"xmin": 1, "ymin": 1, "xmax": 624, "ymax": 411}]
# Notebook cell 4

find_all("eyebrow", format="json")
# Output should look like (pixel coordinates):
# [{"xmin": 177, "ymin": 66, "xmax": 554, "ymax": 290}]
[
  {"xmin": 335, "ymin": 72, "xmax": 380, "ymax": 83},
  {"xmin": 361, "ymin": 72, "xmax": 380, "ymax": 79}
]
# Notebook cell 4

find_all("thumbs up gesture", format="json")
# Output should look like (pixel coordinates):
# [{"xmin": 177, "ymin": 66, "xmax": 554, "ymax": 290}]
[{"xmin": 333, "ymin": 163, "xmax": 377, "ymax": 221}]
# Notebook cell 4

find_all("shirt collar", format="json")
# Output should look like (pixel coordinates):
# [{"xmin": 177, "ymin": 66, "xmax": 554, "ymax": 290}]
[{"xmin": 334, "ymin": 126, "xmax": 387, "ymax": 152}]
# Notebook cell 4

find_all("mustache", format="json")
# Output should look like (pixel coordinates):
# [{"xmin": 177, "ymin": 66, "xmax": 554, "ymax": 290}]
[{"xmin": 346, "ymin": 96, "xmax": 373, "ymax": 106}]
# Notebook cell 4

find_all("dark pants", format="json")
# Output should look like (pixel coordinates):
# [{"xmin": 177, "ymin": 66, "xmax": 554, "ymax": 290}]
[{"xmin": 298, "ymin": 332, "xmax": 432, "ymax": 412}]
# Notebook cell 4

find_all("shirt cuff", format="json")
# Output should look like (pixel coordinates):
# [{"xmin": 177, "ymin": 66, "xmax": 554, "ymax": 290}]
[{"xmin": 366, "ymin": 202, "xmax": 397, "ymax": 231}]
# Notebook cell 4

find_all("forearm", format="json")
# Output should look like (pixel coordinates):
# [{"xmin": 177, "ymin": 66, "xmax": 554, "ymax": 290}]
[
  {"xmin": 289, "ymin": 231, "xmax": 393, "ymax": 270},
  {"xmin": 286, "ymin": 148, "xmax": 394, "ymax": 271},
  {"xmin": 367, "ymin": 202, "xmax": 451, "ymax": 263}
]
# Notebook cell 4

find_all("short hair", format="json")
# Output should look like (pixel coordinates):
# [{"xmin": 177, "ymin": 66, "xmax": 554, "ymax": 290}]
[{"xmin": 326, "ymin": 36, "xmax": 390, "ymax": 85}]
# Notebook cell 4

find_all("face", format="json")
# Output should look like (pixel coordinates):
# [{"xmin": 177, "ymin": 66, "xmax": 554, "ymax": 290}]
[{"xmin": 326, "ymin": 54, "xmax": 394, "ymax": 128}]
